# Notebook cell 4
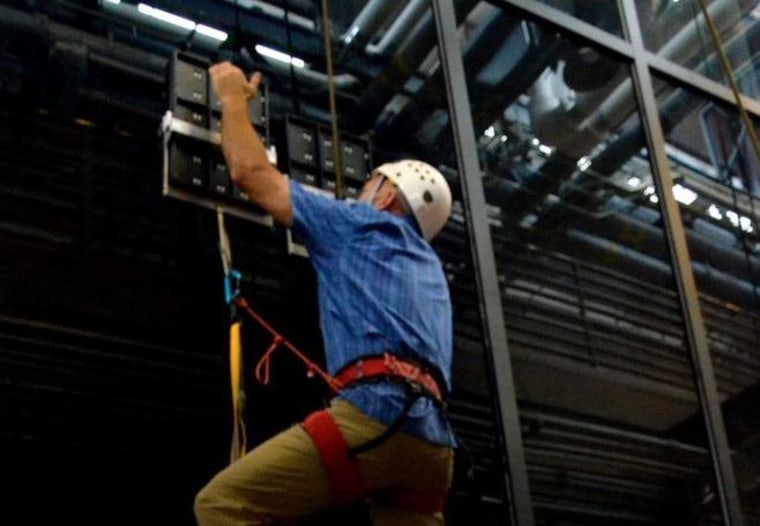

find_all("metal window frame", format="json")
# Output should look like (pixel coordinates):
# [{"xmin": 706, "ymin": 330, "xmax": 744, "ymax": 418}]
[
  {"xmin": 500, "ymin": 0, "xmax": 760, "ymax": 118},
  {"xmin": 432, "ymin": 1, "xmax": 535, "ymax": 524},
  {"xmin": 617, "ymin": 2, "xmax": 745, "ymax": 524},
  {"xmin": 432, "ymin": 0, "xmax": 751, "ymax": 523}
]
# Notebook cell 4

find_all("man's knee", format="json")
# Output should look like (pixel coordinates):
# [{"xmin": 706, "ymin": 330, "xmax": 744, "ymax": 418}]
[
  {"xmin": 193, "ymin": 480, "xmax": 222, "ymax": 526},
  {"xmin": 195, "ymin": 471, "xmax": 275, "ymax": 526},
  {"xmin": 194, "ymin": 477, "xmax": 249, "ymax": 526}
]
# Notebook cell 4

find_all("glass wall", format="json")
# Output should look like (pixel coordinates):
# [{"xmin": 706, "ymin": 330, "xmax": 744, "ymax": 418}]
[
  {"xmin": 653, "ymin": 74, "xmax": 760, "ymax": 524},
  {"xmin": 635, "ymin": 0, "xmax": 760, "ymax": 99},
  {"xmin": 450, "ymin": 1, "xmax": 728, "ymax": 523}
]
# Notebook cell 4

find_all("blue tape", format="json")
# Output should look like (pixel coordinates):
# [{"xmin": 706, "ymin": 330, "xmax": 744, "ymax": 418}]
[{"xmin": 225, "ymin": 269, "xmax": 242, "ymax": 304}]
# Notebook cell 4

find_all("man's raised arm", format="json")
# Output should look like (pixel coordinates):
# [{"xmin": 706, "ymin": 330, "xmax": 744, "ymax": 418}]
[{"xmin": 209, "ymin": 62, "xmax": 293, "ymax": 226}]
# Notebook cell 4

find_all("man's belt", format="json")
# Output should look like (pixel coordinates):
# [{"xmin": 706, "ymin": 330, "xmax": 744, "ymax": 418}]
[{"xmin": 334, "ymin": 352, "xmax": 446, "ymax": 403}]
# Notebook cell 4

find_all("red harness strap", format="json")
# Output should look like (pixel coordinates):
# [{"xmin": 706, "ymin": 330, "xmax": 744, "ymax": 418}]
[
  {"xmin": 302, "ymin": 410, "xmax": 364, "ymax": 505},
  {"xmin": 236, "ymin": 299, "xmax": 450, "ymax": 511},
  {"xmin": 301, "ymin": 409, "xmax": 449, "ymax": 514},
  {"xmin": 334, "ymin": 353, "xmax": 445, "ymax": 402}
]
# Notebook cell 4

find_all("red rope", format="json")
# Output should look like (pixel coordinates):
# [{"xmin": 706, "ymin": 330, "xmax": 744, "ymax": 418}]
[{"xmin": 235, "ymin": 297, "xmax": 344, "ymax": 393}]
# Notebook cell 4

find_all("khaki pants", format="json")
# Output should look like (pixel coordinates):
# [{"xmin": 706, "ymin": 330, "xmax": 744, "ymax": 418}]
[{"xmin": 195, "ymin": 399, "xmax": 454, "ymax": 526}]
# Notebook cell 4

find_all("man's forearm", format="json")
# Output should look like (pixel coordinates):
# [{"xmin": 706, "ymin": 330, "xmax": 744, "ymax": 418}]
[
  {"xmin": 220, "ymin": 96, "xmax": 273, "ymax": 192},
  {"xmin": 219, "ymin": 95, "xmax": 292, "ymax": 225}
]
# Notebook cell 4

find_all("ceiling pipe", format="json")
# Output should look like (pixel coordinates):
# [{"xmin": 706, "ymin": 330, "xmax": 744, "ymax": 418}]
[
  {"xmin": 558, "ymin": 226, "xmax": 760, "ymax": 310},
  {"xmin": 570, "ymin": 211, "xmax": 760, "ymax": 285},
  {"xmin": 365, "ymin": 0, "xmax": 429, "ymax": 57},
  {"xmin": 340, "ymin": 0, "xmax": 403, "ymax": 50},
  {"xmin": 483, "ymin": 174, "xmax": 760, "ymax": 308},
  {"xmin": 259, "ymin": 55, "xmax": 359, "ymax": 89},
  {"xmin": 530, "ymin": 0, "xmax": 757, "ymax": 159},
  {"xmin": 496, "ymin": 3, "xmax": 760, "ymax": 228},
  {"xmin": 376, "ymin": 7, "xmax": 525, "ymax": 140},
  {"xmin": 346, "ymin": 0, "xmax": 479, "ymax": 133},
  {"xmin": 222, "ymin": 0, "xmax": 316, "ymax": 32}
]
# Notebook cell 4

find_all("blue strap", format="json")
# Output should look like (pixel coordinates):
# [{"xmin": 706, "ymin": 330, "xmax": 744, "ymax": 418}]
[{"xmin": 224, "ymin": 269, "xmax": 243, "ymax": 304}]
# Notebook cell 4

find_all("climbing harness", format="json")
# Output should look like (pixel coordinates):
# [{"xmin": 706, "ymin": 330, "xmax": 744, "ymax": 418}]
[
  {"xmin": 213, "ymin": 0, "xmax": 450, "ymax": 504},
  {"xmin": 234, "ymin": 290, "xmax": 450, "ymax": 511}
]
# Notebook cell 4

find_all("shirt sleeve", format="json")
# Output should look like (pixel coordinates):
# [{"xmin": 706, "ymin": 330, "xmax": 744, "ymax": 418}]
[{"xmin": 289, "ymin": 179, "xmax": 363, "ymax": 264}]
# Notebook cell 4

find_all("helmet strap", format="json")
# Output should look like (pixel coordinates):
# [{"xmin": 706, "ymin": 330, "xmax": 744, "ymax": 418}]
[{"xmin": 362, "ymin": 175, "xmax": 387, "ymax": 206}]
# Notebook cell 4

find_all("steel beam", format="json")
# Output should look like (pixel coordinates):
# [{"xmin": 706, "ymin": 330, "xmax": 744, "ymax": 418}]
[
  {"xmin": 431, "ymin": 0, "xmax": 535, "ymax": 524},
  {"xmin": 619, "ymin": 1, "xmax": 745, "ymax": 524}
]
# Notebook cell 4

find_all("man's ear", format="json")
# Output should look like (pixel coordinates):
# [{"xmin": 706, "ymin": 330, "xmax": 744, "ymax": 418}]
[{"xmin": 374, "ymin": 185, "xmax": 397, "ymax": 211}]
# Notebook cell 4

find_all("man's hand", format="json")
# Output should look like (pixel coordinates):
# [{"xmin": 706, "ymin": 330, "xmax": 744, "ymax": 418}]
[{"xmin": 208, "ymin": 62, "xmax": 262, "ymax": 105}]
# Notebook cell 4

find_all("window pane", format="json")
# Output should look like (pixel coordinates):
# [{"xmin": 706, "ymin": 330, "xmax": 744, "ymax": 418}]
[
  {"xmin": 636, "ymin": 0, "xmax": 760, "ymax": 99},
  {"xmin": 447, "ymin": 2, "xmax": 728, "ymax": 523}
]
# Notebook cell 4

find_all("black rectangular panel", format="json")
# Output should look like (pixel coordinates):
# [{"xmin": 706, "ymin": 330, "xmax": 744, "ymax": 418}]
[
  {"xmin": 342, "ymin": 141, "xmax": 368, "ymax": 182},
  {"xmin": 319, "ymin": 131, "xmax": 337, "ymax": 173},
  {"xmin": 287, "ymin": 121, "xmax": 317, "ymax": 167},
  {"xmin": 209, "ymin": 153, "xmax": 231, "ymax": 196},
  {"xmin": 173, "ymin": 103, "xmax": 209, "ymax": 128},
  {"xmin": 173, "ymin": 60, "xmax": 207, "ymax": 106},
  {"xmin": 170, "ymin": 137, "xmax": 207, "ymax": 188}
]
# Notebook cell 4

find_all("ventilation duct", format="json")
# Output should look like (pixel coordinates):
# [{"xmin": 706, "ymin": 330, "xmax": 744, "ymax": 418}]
[{"xmin": 530, "ymin": 0, "xmax": 757, "ymax": 159}]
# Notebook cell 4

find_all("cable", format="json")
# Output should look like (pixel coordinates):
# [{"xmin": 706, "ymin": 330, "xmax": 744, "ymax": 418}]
[
  {"xmin": 235, "ymin": 297, "xmax": 344, "ymax": 393},
  {"xmin": 320, "ymin": 0, "xmax": 344, "ymax": 199}
]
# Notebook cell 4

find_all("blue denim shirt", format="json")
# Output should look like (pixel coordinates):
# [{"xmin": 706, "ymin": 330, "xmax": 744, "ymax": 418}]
[{"xmin": 290, "ymin": 180, "xmax": 455, "ymax": 446}]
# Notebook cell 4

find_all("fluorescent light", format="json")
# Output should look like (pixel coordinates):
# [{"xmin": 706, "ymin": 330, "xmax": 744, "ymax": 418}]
[
  {"xmin": 500, "ymin": 135, "xmax": 508, "ymax": 143},
  {"xmin": 538, "ymin": 144, "xmax": 553, "ymax": 156},
  {"xmin": 672, "ymin": 183, "xmax": 698, "ymax": 205},
  {"xmin": 138, "ymin": 3, "xmax": 196, "ymax": 31},
  {"xmin": 196, "ymin": 24, "xmax": 228, "ymax": 41},
  {"xmin": 103, "ymin": 0, "xmax": 121, "ymax": 4},
  {"xmin": 531, "ymin": 137, "xmax": 540, "ymax": 146},
  {"xmin": 484, "ymin": 126, "xmax": 495, "ymax": 138},
  {"xmin": 577, "ymin": 157, "xmax": 592, "ymax": 172},
  {"xmin": 627, "ymin": 175, "xmax": 642, "ymax": 187},
  {"xmin": 255, "ymin": 44, "xmax": 305, "ymax": 68},
  {"xmin": 707, "ymin": 204, "xmax": 723, "ymax": 220}
]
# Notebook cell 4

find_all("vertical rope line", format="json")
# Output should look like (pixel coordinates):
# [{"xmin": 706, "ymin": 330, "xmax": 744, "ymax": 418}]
[{"xmin": 320, "ymin": 0, "xmax": 344, "ymax": 199}]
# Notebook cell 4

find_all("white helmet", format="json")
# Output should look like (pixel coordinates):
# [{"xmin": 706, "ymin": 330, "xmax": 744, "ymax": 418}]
[{"xmin": 375, "ymin": 160, "xmax": 452, "ymax": 241}]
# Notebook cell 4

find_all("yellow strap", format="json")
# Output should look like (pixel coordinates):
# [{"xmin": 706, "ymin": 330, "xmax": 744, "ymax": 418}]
[{"xmin": 229, "ymin": 320, "xmax": 247, "ymax": 463}]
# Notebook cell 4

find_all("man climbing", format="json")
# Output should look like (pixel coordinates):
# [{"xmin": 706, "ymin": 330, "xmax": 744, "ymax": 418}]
[{"xmin": 194, "ymin": 61, "xmax": 455, "ymax": 526}]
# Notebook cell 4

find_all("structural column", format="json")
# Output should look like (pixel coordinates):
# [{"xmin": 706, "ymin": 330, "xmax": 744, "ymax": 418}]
[
  {"xmin": 619, "ymin": 1, "xmax": 745, "ymax": 524},
  {"xmin": 432, "ymin": 0, "xmax": 535, "ymax": 524}
]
